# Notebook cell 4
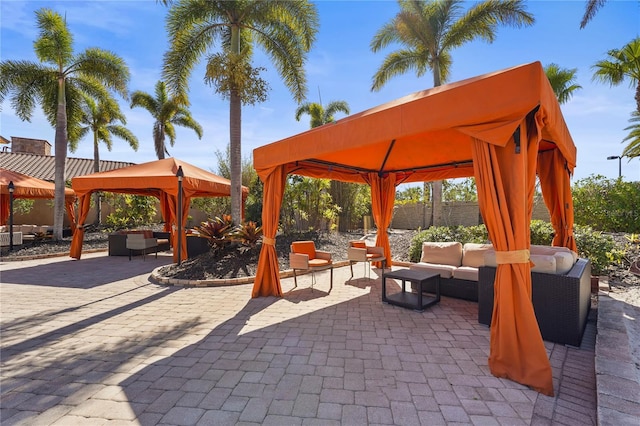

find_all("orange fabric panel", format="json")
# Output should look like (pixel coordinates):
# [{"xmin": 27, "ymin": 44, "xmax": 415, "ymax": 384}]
[
  {"xmin": 291, "ymin": 241, "xmax": 317, "ymax": 259},
  {"xmin": 472, "ymin": 120, "xmax": 553, "ymax": 396},
  {"xmin": 252, "ymin": 166, "xmax": 287, "ymax": 298},
  {"xmin": 70, "ymin": 195, "xmax": 92, "ymax": 259},
  {"xmin": 254, "ymin": 62, "xmax": 576, "ymax": 179},
  {"xmin": 366, "ymin": 173, "xmax": 396, "ymax": 268},
  {"xmin": 537, "ymin": 148, "xmax": 577, "ymax": 252}
]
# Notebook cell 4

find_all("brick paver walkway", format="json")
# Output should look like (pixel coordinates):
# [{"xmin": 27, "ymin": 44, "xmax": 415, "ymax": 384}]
[{"xmin": 1, "ymin": 252, "xmax": 597, "ymax": 425}]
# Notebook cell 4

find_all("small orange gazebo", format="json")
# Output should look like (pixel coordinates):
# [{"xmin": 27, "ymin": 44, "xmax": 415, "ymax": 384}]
[
  {"xmin": 70, "ymin": 158, "xmax": 248, "ymax": 262},
  {"xmin": 0, "ymin": 168, "xmax": 76, "ymax": 225},
  {"xmin": 252, "ymin": 62, "xmax": 578, "ymax": 396}
]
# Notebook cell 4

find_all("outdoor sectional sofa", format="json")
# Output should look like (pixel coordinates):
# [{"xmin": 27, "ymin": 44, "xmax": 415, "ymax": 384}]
[
  {"xmin": 409, "ymin": 241, "xmax": 592, "ymax": 346},
  {"xmin": 478, "ymin": 257, "xmax": 592, "ymax": 347},
  {"xmin": 409, "ymin": 242, "xmax": 493, "ymax": 301},
  {"xmin": 108, "ymin": 230, "xmax": 171, "ymax": 257}
]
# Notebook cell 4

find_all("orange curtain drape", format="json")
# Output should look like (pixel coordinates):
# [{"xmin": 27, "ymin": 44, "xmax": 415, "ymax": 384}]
[
  {"xmin": 70, "ymin": 194, "xmax": 93, "ymax": 259},
  {"xmin": 252, "ymin": 166, "xmax": 287, "ymax": 297},
  {"xmin": 365, "ymin": 173, "xmax": 396, "ymax": 267},
  {"xmin": 472, "ymin": 123, "xmax": 554, "ymax": 396},
  {"xmin": 0, "ymin": 196, "xmax": 9, "ymax": 225},
  {"xmin": 66, "ymin": 198, "xmax": 77, "ymax": 233},
  {"xmin": 537, "ymin": 149, "xmax": 577, "ymax": 252},
  {"xmin": 164, "ymin": 193, "xmax": 188, "ymax": 263}
]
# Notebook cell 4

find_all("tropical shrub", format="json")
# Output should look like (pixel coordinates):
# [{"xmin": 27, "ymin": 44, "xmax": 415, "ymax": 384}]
[
  {"xmin": 230, "ymin": 221, "xmax": 263, "ymax": 247},
  {"xmin": 572, "ymin": 175, "xmax": 640, "ymax": 233},
  {"xmin": 574, "ymin": 225, "xmax": 624, "ymax": 276},
  {"xmin": 195, "ymin": 214, "xmax": 234, "ymax": 254},
  {"xmin": 104, "ymin": 194, "xmax": 157, "ymax": 230}
]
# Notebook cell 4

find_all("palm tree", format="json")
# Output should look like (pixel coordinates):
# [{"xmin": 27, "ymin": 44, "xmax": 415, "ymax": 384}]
[
  {"xmin": 592, "ymin": 37, "xmax": 640, "ymax": 114},
  {"xmin": 580, "ymin": 0, "xmax": 608, "ymax": 29},
  {"xmin": 130, "ymin": 81, "xmax": 203, "ymax": 160},
  {"xmin": 163, "ymin": 0, "xmax": 319, "ymax": 225},
  {"xmin": 544, "ymin": 63, "xmax": 582, "ymax": 104},
  {"xmin": 75, "ymin": 94, "xmax": 139, "ymax": 224},
  {"xmin": 622, "ymin": 112, "xmax": 640, "ymax": 159},
  {"xmin": 295, "ymin": 100, "xmax": 350, "ymax": 128},
  {"xmin": 370, "ymin": 0, "xmax": 534, "ymax": 226},
  {"xmin": 295, "ymin": 100, "xmax": 354, "ymax": 231},
  {"xmin": 0, "ymin": 8, "xmax": 129, "ymax": 239}
]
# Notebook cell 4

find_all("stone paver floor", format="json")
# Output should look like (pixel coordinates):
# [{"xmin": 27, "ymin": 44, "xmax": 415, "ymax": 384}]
[{"xmin": 1, "ymin": 252, "xmax": 597, "ymax": 425}]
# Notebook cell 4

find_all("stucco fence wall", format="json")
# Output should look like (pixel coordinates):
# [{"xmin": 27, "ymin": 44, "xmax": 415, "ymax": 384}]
[{"xmin": 390, "ymin": 200, "xmax": 551, "ymax": 230}]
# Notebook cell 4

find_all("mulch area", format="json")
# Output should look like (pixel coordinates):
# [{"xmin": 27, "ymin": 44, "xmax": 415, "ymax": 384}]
[
  {"xmin": 2, "ymin": 228, "xmax": 637, "ymax": 292},
  {"xmin": 157, "ymin": 230, "xmax": 418, "ymax": 280}
]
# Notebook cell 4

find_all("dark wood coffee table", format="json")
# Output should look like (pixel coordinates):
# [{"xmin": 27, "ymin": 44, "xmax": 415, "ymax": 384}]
[{"xmin": 382, "ymin": 268, "xmax": 440, "ymax": 312}]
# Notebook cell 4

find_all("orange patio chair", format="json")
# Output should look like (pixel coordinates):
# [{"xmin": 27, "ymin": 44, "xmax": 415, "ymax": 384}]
[
  {"xmin": 347, "ymin": 240, "xmax": 386, "ymax": 279},
  {"xmin": 289, "ymin": 240, "xmax": 333, "ymax": 292}
]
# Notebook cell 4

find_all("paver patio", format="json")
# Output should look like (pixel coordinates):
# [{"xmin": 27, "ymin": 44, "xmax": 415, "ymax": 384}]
[{"xmin": 1, "ymin": 252, "xmax": 598, "ymax": 425}]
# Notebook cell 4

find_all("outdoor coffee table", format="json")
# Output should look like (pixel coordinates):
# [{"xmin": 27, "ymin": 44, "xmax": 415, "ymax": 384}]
[{"xmin": 382, "ymin": 268, "xmax": 440, "ymax": 312}]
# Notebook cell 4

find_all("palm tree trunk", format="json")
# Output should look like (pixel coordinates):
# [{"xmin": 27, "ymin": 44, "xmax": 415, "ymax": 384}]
[
  {"xmin": 230, "ymin": 89, "xmax": 242, "ymax": 224},
  {"xmin": 229, "ymin": 24, "xmax": 243, "ymax": 225},
  {"xmin": 431, "ymin": 62, "xmax": 443, "ymax": 227},
  {"xmin": 52, "ymin": 77, "xmax": 68, "ymax": 240}
]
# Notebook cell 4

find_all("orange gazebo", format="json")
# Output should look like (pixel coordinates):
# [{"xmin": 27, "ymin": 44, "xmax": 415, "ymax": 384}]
[
  {"xmin": 70, "ymin": 158, "xmax": 248, "ymax": 262},
  {"xmin": 252, "ymin": 62, "xmax": 578, "ymax": 396}
]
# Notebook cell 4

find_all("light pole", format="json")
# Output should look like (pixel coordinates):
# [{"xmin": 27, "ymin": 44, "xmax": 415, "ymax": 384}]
[
  {"xmin": 8, "ymin": 181, "xmax": 14, "ymax": 251},
  {"xmin": 176, "ymin": 166, "xmax": 184, "ymax": 265},
  {"xmin": 607, "ymin": 155, "xmax": 622, "ymax": 178}
]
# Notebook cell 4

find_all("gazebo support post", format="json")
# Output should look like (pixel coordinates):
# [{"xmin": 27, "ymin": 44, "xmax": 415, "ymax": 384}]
[
  {"xmin": 176, "ymin": 166, "xmax": 184, "ymax": 265},
  {"xmin": 8, "ymin": 181, "xmax": 14, "ymax": 251}
]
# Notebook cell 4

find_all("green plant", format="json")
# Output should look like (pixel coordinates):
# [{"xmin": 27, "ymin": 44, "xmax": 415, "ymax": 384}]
[
  {"xmin": 572, "ymin": 175, "xmax": 640, "ymax": 233},
  {"xmin": 573, "ymin": 225, "xmax": 624, "ymax": 276},
  {"xmin": 230, "ymin": 221, "xmax": 263, "ymax": 247},
  {"xmin": 104, "ymin": 194, "xmax": 157, "ymax": 230},
  {"xmin": 195, "ymin": 215, "xmax": 234, "ymax": 254},
  {"xmin": 529, "ymin": 220, "xmax": 554, "ymax": 246}
]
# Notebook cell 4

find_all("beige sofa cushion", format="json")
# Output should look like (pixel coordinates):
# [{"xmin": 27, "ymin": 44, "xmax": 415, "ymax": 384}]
[
  {"xmin": 462, "ymin": 243, "xmax": 493, "ymax": 268},
  {"xmin": 485, "ymin": 249, "xmax": 560, "ymax": 274},
  {"xmin": 530, "ymin": 254, "xmax": 556, "ymax": 274},
  {"xmin": 411, "ymin": 262, "xmax": 456, "ymax": 279},
  {"xmin": 553, "ymin": 252, "xmax": 575, "ymax": 274},
  {"xmin": 453, "ymin": 266, "xmax": 479, "ymax": 281},
  {"xmin": 420, "ymin": 242, "xmax": 463, "ymax": 266}
]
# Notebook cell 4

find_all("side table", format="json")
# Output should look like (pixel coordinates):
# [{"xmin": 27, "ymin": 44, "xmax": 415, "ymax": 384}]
[{"xmin": 382, "ymin": 268, "xmax": 440, "ymax": 312}]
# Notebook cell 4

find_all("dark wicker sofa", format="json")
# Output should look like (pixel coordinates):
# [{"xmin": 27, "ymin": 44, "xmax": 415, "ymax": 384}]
[
  {"xmin": 477, "ymin": 258, "xmax": 592, "ymax": 347},
  {"xmin": 108, "ymin": 231, "xmax": 171, "ymax": 256}
]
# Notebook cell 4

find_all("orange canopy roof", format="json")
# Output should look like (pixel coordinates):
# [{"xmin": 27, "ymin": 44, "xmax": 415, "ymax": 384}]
[
  {"xmin": 254, "ymin": 62, "xmax": 575, "ymax": 183},
  {"xmin": 1, "ymin": 168, "xmax": 75, "ymax": 200},
  {"xmin": 72, "ymin": 157, "xmax": 247, "ymax": 198}
]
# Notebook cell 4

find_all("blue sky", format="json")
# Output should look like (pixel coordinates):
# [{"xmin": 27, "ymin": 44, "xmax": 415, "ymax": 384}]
[{"xmin": 1, "ymin": 0, "xmax": 639, "ymax": 182}]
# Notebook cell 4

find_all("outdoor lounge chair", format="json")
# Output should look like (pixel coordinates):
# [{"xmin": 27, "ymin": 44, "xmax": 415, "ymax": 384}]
[
  {"xmin": 347, "ymin": 240, "xmax": 386, "ymax": 279},
  {"xmin": 289, "ymin": 241, "xmax": 333, "ymax": 292},
  {"xmin": 126, "ymin": 233, "xmax": 158, "ymax": 261}
]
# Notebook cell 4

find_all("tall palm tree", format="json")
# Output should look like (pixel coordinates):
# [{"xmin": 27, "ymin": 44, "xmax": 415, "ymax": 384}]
[
  {"xmin": 592, "ymin": 37, "xmax": 640, "ymax": 114},
  {"xmin": 544, "ymin": 63, "xmax": 582, "ymax": 104},
  {"xmin": 622, "ymin": 112, "xmax": 640, "ymax": 159},
  {"xmin": 76, "ymin": 94, "xmax": 139, "ymax": 224},
  {"xmin": 580, "ymin": 0, "xmax": 607, "ymax": 29},
  {"xmin": 295, "ymin": 100, "xmax": 354, "ymax": 231},
  {"xmin": 130, "ymin": 81, "xmax": 203, "ymax": 160},
  {"xmin": 0, "ymin": 8, "xmax": 129, "ymax": 239},
  {"xmin": 370, "ymin": 0, "xmax": 534, "ymax": 226},
  {"xmin": 163, "ymin": 0, "xmax": 319, "ymax": 224}
]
